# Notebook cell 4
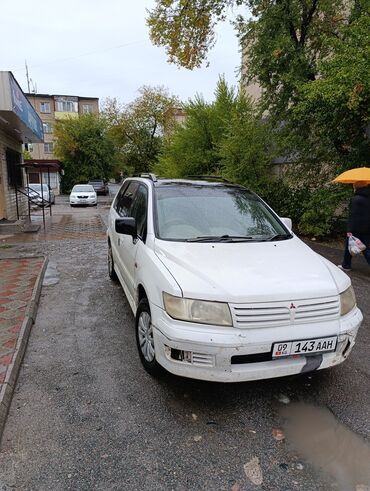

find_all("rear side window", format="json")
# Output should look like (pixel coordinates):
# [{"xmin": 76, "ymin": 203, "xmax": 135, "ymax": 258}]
[
  {"xmin": 130, "ymin": 185, "xmax": 148, "ymax": 240},
  {"xmin": 116, "ymin": 181, "xmax": 140, "ymax": 217}
]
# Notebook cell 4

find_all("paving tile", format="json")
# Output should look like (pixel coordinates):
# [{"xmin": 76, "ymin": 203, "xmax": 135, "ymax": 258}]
[{"xmin": 0, "ymin": 258, "xmax": 45, "ymax": 412}]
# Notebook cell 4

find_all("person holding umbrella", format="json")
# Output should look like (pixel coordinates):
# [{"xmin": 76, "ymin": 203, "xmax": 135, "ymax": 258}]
[{"xmin": 334, "ymin": 168, "xmax": 370, "ymax": 272}]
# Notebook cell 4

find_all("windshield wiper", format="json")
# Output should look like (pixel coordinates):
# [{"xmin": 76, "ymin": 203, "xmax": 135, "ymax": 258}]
[
  {"xmin": 186, "ymin": 235, "xmax": 254, "ymax": 243},
  {"xmin": 265, "ymin": 233, "xmax": 293, "ymax": 241}
]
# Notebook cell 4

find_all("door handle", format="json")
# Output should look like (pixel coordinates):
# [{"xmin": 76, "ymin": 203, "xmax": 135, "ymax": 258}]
[{"xmin": 118, "ymin": 237, "xmax": 120, "ymax": 246}]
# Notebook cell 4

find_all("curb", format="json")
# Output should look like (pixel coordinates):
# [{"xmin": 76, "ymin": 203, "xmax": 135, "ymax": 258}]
[{"xmin": 0, "ymin": 256, "xmax": 48, "ymax": 444}]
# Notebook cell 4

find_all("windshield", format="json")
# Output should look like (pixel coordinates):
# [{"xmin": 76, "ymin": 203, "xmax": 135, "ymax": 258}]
[
  {"xmin": 72, "ymin": 185, "xmax": 94, "ymax": 193},
  {"xmin": 29, "ymin": 184, "xmax": 48, "ymax": 192},
  {"xmin": 155, "ymin": 184, "xmax": 290, "ymax": 242}
]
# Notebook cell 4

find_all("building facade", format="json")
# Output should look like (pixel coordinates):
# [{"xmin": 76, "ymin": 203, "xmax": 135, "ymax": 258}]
[
  {"xmin": 0, "ymin": 72, "xmax": 43, "ymax": 221},
  {"xmin": 24, "ymin": 93, "xmax": 99, "ymax": 193}
]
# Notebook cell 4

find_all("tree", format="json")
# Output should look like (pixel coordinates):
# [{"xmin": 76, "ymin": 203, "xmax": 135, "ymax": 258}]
[
  {"xmin": 155, "ymin": 77, "xmax": 236, "ymax": 177},
  {"xmin": 288, "ymin": 7, "xmax": 370, "ymax": 168},
  {"xmin": 155, "ymin": 77, "xmax": 274, "ymax": 193},
  {"xmin": 148, "ymin": 0, "xmax": 369, "ymax": 168},
  {"xmin": 54, "ymin": 113, "xmax": 115, "ymax": 191},
  {"xmin": 102, "ymin": 86, "xmax": 179, "ymax": 176},
  {"xmin": 219, "ymin": 94, "xmax": 273, "ymax": 194}
]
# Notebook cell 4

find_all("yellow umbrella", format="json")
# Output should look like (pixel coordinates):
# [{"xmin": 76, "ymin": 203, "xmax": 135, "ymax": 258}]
[{"xmin": 333, "ymin": 167, "xmax": 370, "ymax": 184}]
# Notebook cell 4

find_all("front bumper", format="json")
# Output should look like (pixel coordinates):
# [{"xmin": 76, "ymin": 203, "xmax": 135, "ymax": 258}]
[
  {"xmin": 70, "ymin": 198, "xmax": 97, "ymax": 205},
  {"xmin": 151, "ymin": 304, "xmax": 363, "ymax": 382}
]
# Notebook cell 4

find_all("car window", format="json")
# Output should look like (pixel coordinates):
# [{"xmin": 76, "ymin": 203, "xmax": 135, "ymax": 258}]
[
  {"xmin": 155, "ymin": 184, "xmax": 288, "ymax": 241},
  {"xmin": 130, "ymin": 185, "xmax": 148, "ymax": 240},
  {"xmin": 116, "ymin": 181, "xmax": 140, "ymax": 217},
  {"xmin": 113, "ymin": 182, "xmax": 129, "ymax": 211},
  {"xmin": 72, "ymin": 185, "xmax": 94, "ymax": 192}
]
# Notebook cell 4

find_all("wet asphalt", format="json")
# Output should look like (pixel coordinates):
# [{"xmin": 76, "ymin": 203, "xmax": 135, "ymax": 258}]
[{"xmin": 0, "ymin": 189, "xmax": 369, "ymax": 491}]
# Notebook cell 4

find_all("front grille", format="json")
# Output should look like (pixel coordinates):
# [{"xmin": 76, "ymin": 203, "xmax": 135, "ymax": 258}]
[
  {"xmin": 295, "ymin": 298, "xmax": 340, "ymax": 322},
  {"xmin": 230, "ymin": 296, "xmax": 340, "ymax": 328},
  {"xmin": 77, "ymin": 195, "xmax": 89, "ymax": 199},
  {"xmin": 231, "ymin": 305, "xmax": 290, "ymax": 328}
]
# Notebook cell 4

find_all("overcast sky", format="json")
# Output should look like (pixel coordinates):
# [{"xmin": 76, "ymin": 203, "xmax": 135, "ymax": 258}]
[{"xmin": 1, "ymin": 0, "xmax": 244, "ymax": 105}]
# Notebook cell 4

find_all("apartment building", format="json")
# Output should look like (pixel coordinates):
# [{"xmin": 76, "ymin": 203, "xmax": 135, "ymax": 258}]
[
  {"xmin": 25, "ymin": 93, "xmax": 99, "ymax": 160},
  {"xmin": 24, "ymin": 93, "xmax": 99, "ymax": 193}
]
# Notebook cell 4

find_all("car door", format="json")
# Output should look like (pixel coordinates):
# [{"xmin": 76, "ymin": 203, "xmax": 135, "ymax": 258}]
[
  {"xmin": 122, "ymin": 184, "xmax": 149, "ymax": 301},
  {"xmin": 110, "ymin": 180, "xmax": 140, "ymax": 290}
]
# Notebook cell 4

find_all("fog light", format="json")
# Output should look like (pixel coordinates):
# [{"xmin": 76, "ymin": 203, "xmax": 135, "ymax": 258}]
[{"xmin": 170, "ymin": 348, "xmax": 192, "ymax": 363}]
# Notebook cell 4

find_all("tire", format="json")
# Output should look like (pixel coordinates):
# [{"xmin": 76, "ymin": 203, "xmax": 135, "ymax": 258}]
[
  {"xmin": 108, "ymin": 241, "xmax": 118, "ymax": 282},
  {"xmin": 136, "ymin": 299, "xmax": 163, "ymax": 377}
]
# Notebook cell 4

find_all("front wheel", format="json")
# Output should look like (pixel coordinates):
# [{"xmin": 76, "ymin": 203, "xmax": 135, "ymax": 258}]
[{"xmin": 136, "ymin": 299, "xmax": 163, "ymax": 377}]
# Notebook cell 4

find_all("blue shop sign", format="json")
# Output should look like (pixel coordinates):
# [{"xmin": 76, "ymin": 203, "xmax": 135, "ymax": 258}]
[{"xmin": 9, "ymin": 74, "xmax": 43, "ymax": 141}]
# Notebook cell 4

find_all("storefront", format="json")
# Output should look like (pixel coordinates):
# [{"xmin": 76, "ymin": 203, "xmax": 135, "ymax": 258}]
[{"xmin": 0, "ymin": 71, "xmax": 43, "ymax": 221}]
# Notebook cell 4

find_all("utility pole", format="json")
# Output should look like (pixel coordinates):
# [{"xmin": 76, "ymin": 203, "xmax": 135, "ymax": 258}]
[{"xmin": 25, "ymin": 60, "xmax": 30, "ymax": 93}]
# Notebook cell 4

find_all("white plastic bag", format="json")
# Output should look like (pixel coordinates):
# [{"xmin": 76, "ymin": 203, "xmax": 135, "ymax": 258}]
[{"xmin": 348, "ymin": 235, "xmax": 366, "ymax": 256}]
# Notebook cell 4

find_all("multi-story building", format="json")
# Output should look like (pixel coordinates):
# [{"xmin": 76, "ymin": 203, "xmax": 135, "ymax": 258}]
[
  {"xmin": 24, "ymin": 93, "xmax": 99, "ymax": 193},
  {"xmin": 25, "ymin": 93, "xmax": 99, "ymax": 160}
]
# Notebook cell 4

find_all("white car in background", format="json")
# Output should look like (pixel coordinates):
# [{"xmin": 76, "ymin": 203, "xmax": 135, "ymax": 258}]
[
  {"xmin": 107, "ymin": 175, "xmax": 363, "ymax": 382},
  {"xmin": 27, "ymin": 183, "xmax": 55, "ymax": 205},
  {"xmin": 69, "ymin": 184, "xmax": 97, "ymax": 207}
]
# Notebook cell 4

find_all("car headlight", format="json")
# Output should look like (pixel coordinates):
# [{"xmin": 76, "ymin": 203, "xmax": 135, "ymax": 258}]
[
  {"xmin": 340, "ymin": 286, "xmax": 356, "ymax": 316},
  {"xmin": 163, "ymin": 292, "xmax": 232, "ymax": 326}
]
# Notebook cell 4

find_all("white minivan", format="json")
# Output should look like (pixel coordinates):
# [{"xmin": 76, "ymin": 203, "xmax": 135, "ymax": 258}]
[{"xmin": 107, "ymin": 175, "xmax": 363, "ymax": 382}]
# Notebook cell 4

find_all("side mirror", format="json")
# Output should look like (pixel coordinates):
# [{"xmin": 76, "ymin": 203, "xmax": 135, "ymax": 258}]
[
  {"xmin": 281, "ymin": 217, "xmax": 292, "ymax": 230},
  {"xmin": 115, "ymin": 217, "xmax": 137, "ymax": 238}
]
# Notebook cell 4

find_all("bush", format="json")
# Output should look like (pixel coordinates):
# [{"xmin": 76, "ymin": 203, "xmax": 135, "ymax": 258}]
[{"xmin": 260, "ymin": 180, "xmax": 351, "ymax": 238}]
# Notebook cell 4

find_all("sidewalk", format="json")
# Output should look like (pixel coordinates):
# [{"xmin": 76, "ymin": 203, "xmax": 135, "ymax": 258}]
[{"xmin": 0, "ymin": 256, "xmax": 47, "ymax": 441}]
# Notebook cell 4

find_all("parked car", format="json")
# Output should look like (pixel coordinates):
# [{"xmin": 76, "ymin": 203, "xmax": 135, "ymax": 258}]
[
  {"xmin": 27, "ymin": 183, "xmax": 55, "ymax": 205},
  {"xmin": 88, "ymin": 179, "xmax": 109, "ymax": 196},
  {"xmin": 107, "ymin": 175, "xmax": 363, "ymax": 382},
  {"xmin": 69, "ymin": 184, "xmax": 97, "ymax": 206}
]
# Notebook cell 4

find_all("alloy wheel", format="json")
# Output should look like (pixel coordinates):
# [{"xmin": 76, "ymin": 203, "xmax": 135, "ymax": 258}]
[{"xmin": 137, "ymin": 311, "xmax": 155, "ymax": 362}]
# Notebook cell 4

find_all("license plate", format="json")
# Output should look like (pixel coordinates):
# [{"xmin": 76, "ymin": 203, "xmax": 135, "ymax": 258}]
[{"xmin": 272, "ymin": 336, "xmax": 337, "ymax": 358}]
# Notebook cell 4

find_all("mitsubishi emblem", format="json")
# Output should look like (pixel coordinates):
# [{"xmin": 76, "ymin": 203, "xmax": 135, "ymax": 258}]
[{"xmin": 290, "ymin": 302, "xmax": 296, "ymax": 309}]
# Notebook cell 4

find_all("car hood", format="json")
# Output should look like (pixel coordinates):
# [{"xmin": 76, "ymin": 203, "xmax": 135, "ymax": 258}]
[{"xmin": 154, "ymin": 237, "xmax": 350, "ymax": 303}]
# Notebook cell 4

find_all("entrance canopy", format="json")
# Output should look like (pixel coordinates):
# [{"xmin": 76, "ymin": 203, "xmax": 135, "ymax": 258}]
[{"xmin": 0, "ymin": 72, "xmax": 44, "ymax": 143}]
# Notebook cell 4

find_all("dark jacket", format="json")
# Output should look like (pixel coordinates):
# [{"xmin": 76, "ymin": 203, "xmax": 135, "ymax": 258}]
[{"xmin": 347, "ymin": 186, "xmax": 370, "ymax": 234}]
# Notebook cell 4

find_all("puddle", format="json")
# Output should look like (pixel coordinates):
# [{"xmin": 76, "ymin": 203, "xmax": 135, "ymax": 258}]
[
  {"xmin": 281, "ymin": 403, "xmax": 370, "ymax": 490},
  {"xmin": 42, "ymin": 262, "xmax": 59, "ymax": 286}
]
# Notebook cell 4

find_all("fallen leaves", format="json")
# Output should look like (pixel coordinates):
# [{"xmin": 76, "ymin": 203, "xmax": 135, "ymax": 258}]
[{"xmin": 272, "ymin": 428, "xmax": 286, "ymax": 441}]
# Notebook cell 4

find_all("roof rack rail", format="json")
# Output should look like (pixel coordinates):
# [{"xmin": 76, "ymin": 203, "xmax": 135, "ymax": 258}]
[
  {"xmin": 139, "ymin": 173, "xmax": 158, "ymax": 182},
  {"xmin": 185, "ymin": 175, "xmax": 231, "ymax": 183}
]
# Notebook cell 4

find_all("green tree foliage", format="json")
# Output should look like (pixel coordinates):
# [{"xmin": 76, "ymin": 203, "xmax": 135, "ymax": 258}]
[
  {"xmin": 218, "ymin": 94, "xmax": 272, "ymax": 194},
  {"xmin": 54, "ymin": 114, "xmax": 115, "ymax": 191},
  {"xmin": 148, "ymin": 0, "xmax": 232, "ymax": 69},
  {"xmin": 102, "ymin": 86, "xmax": 179, "ymax": 177},
  {"xmin": 156, "ymin": 77, "xmax": 273, "ymax": 194},
  {"xmin": 289, "ymin": 7, "xmax": 370, "ymax": 168},
  {"xmin": 148, "ymin": 0, "xmax": 369, "ymax": 167},
  {"xmin": 148, "ymin": 0, "xmax": 370, "ymax": 237}
]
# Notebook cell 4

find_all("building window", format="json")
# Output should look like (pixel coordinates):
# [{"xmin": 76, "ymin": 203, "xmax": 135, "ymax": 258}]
[
  {"xmin": 44, "ymin": 142, "xmax": 54, "ymax": 154},
  {"xmin": 56, "ymin": 100, "xmax": 77, "ymax": 112},
  {"xmin": 40, "ymin": 102, "xmax": 51, "ymax": 113},
  {"xmin": 42, "ymin": 172, "xmax": 58, "ymax": 188},
  {"xmin": 82, "ymin": 104, "xmax": 93, "ymax": 114},
  {"xmin": 43, "ymin": 122, "xmax": 53, "ymax": 134},
  {"xmin": 6, "ymin": 149, "xmax": 23, "ymax": 187},
  {"xmin": 25, "ymin": 143, "xmax": 34, "ymax": 152}
]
